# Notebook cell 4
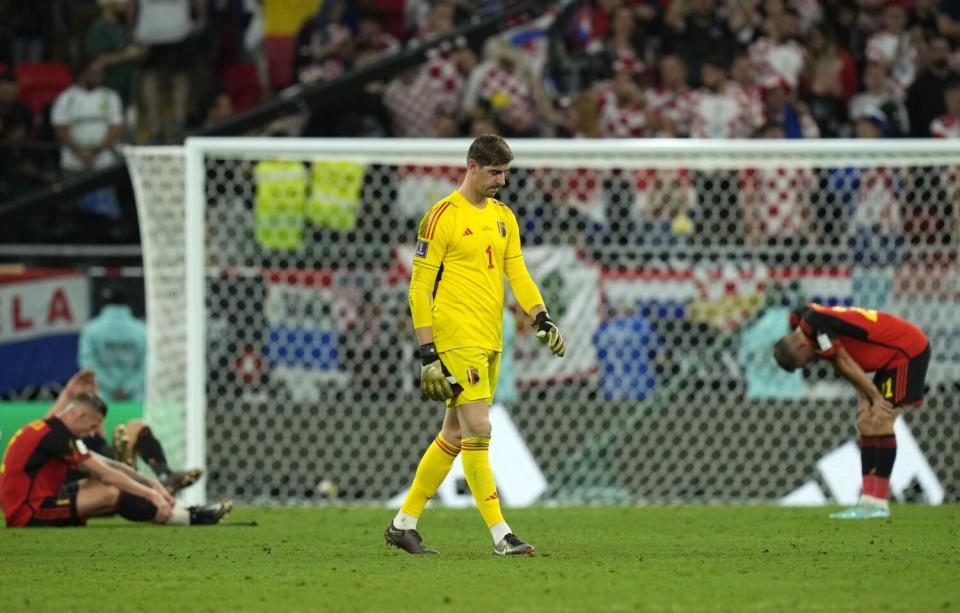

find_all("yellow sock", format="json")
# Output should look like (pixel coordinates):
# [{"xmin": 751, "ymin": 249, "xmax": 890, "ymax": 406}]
[
  {"xmin": 461, "ymin": 437, "xmax": 504, "ymax": 528},
  {"xmin": 400, "ymin": 434, "xmax": 460, "ymax": 519}
]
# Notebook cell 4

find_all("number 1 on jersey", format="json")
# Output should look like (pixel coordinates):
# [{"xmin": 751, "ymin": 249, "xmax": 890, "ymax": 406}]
[
  {"xmin": 485, "ymin": 245, "xmax": 494, "ymax": 269},
  {"xmin": 881, "ymin": 378, "xmax": 893, "ymax": 399}
]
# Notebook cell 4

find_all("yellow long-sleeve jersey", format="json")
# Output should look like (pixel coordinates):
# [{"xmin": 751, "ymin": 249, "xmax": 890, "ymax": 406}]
[{"xmin": 409, "ymin": 190, "xmax": 544, "ymax": 352}]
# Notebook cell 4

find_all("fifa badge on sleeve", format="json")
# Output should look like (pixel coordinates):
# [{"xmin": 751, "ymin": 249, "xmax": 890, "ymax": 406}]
[{"xmin": 415, "ymin": 240, "xmax": 429, "ymax": 258}]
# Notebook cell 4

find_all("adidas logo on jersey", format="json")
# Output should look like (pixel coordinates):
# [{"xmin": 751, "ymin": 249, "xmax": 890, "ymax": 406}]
[{"xmin": 463, "ymin": 228, "xmax": 474, "ymax": 236}]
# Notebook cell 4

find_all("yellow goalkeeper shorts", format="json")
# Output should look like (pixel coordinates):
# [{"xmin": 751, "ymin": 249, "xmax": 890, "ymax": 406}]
[{"xmin": 439, "ymin": 346, "xmax": 501, "ymax": 408}]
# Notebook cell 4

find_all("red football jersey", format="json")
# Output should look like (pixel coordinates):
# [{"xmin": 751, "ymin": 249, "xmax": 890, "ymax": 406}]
[
  {"xmin": 796, "ymin": 304, "xmax": 929, "ymax": 372},
  {"xmin": 0, "ymin": 418, "xmax": 89, "ymax": 526}
]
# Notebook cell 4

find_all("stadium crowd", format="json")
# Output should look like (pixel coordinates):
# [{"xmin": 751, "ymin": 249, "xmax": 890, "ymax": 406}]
[{"xmin": 2, "ymin": 0, "xmax": 960, "ymax": 203}]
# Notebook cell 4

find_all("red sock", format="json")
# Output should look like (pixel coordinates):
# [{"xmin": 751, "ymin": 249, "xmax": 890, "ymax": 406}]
[
  {"xmin": 862, "ymin": 474, "xmax": 878, "ymax": 498},
  {"xmin": 873, "ymin": 476, "xmax": 891, "ymax": 500}
]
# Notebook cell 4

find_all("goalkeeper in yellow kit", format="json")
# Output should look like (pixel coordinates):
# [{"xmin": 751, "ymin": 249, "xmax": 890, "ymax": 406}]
[{"xmin": 384, "ymin": 134, "xmax": 566, "ymax": 556}]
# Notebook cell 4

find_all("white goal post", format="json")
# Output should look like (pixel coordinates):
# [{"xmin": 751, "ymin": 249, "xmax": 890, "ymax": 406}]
[{"xmin": 125, "ymin": 138, "xmax": 960, "ymax": 506}]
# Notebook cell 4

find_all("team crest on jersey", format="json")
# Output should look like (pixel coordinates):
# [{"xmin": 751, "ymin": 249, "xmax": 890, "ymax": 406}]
[
  {"xmin": 415, "ymin": 240, "xmax": 429, "ymax": 258},
  {"xmin": 497, "ymin": 221, "xmax": 506, "ymax": 237},
  {"xmin": 466, "ymin": 367, "xmax": 480, "ymax": 385}
]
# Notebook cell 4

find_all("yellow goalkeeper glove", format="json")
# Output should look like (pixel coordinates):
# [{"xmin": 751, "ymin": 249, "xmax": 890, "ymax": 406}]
[
  {"xmin": 419, "ymin": 343, "xmax": 458, "ymax": 401},
  {"xmin": 534, "ymin": 311, "xmax": 566, "ymax": 357}
]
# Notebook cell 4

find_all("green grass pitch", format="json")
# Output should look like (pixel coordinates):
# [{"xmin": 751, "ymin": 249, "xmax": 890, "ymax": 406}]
[{"xmin": 1, "ymin": 505, "xmax": 957, "ymax": 612}]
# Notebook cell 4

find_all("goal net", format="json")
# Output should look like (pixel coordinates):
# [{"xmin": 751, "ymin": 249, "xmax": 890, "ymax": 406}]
[
  {"xmin": 125, "ymin": 147, "xmax": 190, "ymax": 486},
  {"xmin": 125, "ymin": 139, "xmax": 960, "ymax": 506}
]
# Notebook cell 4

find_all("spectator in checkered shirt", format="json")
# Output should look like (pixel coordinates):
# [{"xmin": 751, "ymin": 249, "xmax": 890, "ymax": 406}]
[
  {"xmin": 383, "ymin": 3, "xmax": 475, "ymax": 137},
  {"xmin": 739, "ymin": 122, "xmax": 814, "ymax": 247},
  {"xmin": 750, "ymin": 7, "xmax": 807, "ymax": 92},
  {"xmin": 595, "ymin": 66, "xmax": 660, "ymax": 138},
  {"xmin": 463, "ymin": 38, "xmax": 554, "ymax": 137},
  {"xmin": 675, "ymin": 56, "xmax": 762, "ymax": 138},
  {"xmin": 383, "ymin": 52, "xmax": 471, "ymax": 137}
]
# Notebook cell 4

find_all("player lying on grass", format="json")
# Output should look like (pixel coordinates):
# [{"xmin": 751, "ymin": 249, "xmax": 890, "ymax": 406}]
[
  {"xmin": 46, "ymin": 369, "xmax": 202, "ymax": 495},
  {"xmin": 1, "ymin": 391, "xmax": 231, "ymax": 527},
  {"xmin": 773, "ymin": 304, "xmax": 930, "ymax": 520}
]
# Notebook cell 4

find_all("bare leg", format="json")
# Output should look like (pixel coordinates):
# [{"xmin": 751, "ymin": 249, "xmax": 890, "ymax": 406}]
[
  {"xmin": 75, "ymin": 478, "xmax": 121, "ymax": 519},
  {"xmin": 439, "ymin": 404, "xmax": 462, "ymax": 448},
  {"xmin": 456, "ymin": 400, "xmax": 491, "ymax": 438}
]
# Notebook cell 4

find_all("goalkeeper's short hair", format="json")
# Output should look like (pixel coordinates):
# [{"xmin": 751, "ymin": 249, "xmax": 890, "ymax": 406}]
[{"xmin": 467, "ymin": 134, "xmax": 513, "ymax": 167}]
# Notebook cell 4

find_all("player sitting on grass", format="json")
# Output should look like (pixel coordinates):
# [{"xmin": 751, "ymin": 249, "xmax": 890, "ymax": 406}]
[
  {"xmin": 1, "ymin": 392, "xmax": 231, "ymax": 527},
  {"xmin": 46, "ymin": 369, "xmax": 202, "ymax": 495},
  {"xmin": 773, "ymin": 304, "xmax": 930, "ymax": 520}
]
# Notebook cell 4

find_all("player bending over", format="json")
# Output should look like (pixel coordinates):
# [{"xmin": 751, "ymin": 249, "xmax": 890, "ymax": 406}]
[
  {"xmin": 385, "ymin": 134, "xmax": 566, "ymax": 556},
  {"xmin": 1, "ymin": 392, "xmax": 231, "ymax": 527},
  {"xmin": 773, "ymin": 304, "xmax": 930, "ymax": 519}
]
